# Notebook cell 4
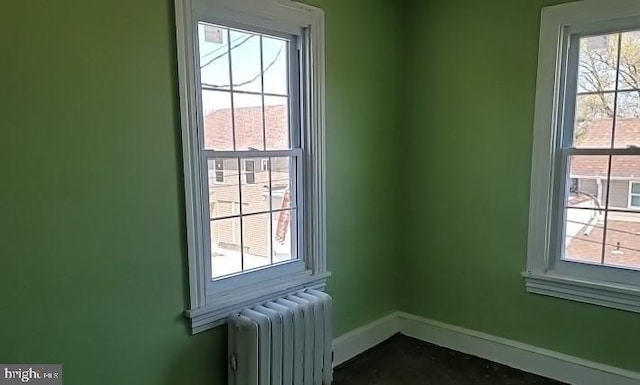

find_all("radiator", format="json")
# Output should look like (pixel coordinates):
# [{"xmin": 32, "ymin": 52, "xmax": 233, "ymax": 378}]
[{"xmin": 228, "ymin": 289, "xmax": 333, "ymax": 385}]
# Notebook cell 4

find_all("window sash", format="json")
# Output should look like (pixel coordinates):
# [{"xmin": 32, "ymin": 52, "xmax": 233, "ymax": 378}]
[
  {"xmin": 195, "ymin": 27, "xmax": 301, "ymax": 153},
  {"xmin": 203, "ymin": 155, "xmax": 304, "ymax": 281}
]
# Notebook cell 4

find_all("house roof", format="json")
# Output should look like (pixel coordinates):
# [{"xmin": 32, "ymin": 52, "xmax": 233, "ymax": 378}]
[
  {"xmin": 204, "ymin": 104, "xmax": 289, "ymax": 150},
  {"xmin": 571, "ymin": 118, "xmax": 640, "ymax": 178}
]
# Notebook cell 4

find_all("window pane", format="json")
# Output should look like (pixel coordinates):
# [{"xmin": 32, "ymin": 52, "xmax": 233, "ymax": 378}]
[
  {"xmin": 567, "ymin": 156, "xmax": 610, "ymax": 211},
  {"xmin": 607, "ymin": 156, "xmax": 640, "ymax": 209},
  {"xmin": 617, "ymin": 31, "xmax": 640, "ymax": 90},
  {"xmin": 573, "ymin": 94, "xmax": 614, "ymax": 148},
  {"xmin": 211, "ymin": 216, "xmax": 242, "ymax": 278},
  {"xmin": 203, "ymin": 90, "xmax": 234, "ymax": 150},
  {"xmin": 262, "ymin": 36, "xmax": 289, "ymax": 95},
  {"xmin": 242, "ymin": 213, "xmax": 272, "ymax": 270},
  {"xmin": 613, "ymin": 92, "xmax": 640, "ymax": 148},
  {"xmin": 631, "ymin": 195, "xmax": 640, "ymax": 207},
  {"xmin": 198, "ymin": 23, "xmax": 230, "ymax": 88},
  {"xmin": 265, "ymin": 96, "xmax": 290, "ymax": 150},
  {"xmin": 577, "ymin": 33, "xmax": 619, "ymax": 93},
  {"xmin": 632, "ymin": 183, "xmax": 640, "ymax": 194},
  {"xmin": 616, "ymin": 91, "xmax": 640, "ymax": 118},
  {"xmin": 240, "ymin": 158, "xmax": 267, "ymax": 215},
  {"xmin": 273, "ymin": 209, "xmax": 297, "ymax": 263},
  {"xmin": 233, "ymin": 93, "xmax": 264, "ymax": 150},
  {"xmin": 603, "ymin": 211, "xmax": 640, "ymax": 270},
  {"xmin": 208, "ymin": 159, "xmax": 240, "ymax": 219},
  {"xmin": 271, "ymin": 156, "xmax": 295, "ymax": 210},
  {"xmin": 562, "ymin": 206, "xmax": 604, "ymax": 265},
  {"xmin": 230, "ymin": 29, "xmax": 262, "ymax": 93}
]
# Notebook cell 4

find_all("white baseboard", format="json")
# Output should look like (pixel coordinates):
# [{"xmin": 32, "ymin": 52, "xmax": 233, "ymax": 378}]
[
  {"xmin": 331, "ymin": 313, "xmax": 400, "ymax": 367},
  {"xmin": 332, "ymin": 311, "xmax": 640, "ymax": 385}
]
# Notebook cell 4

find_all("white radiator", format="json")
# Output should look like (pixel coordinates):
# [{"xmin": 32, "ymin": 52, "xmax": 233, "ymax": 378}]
[{"xmin": 228, "ymin": 289, "xmax": 333, "ymax": 385}]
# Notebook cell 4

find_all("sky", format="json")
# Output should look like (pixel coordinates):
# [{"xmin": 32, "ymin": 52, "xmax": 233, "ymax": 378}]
[{"xmin": 197, "ymin": 22, "xmax": 290, "ymax": 112}]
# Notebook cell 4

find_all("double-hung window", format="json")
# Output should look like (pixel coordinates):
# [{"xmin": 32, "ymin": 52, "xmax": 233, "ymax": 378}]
[
  {"xmin": 526, "ymin": 0, "xmax": 640, "ymax": 312},
  {"xmin": 175, "ymin": 0, "xmax": 327, "ymax": 333}
]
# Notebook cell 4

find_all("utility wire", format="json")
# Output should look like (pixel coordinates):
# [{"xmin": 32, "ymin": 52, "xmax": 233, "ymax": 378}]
[
  {"xmin": 569, "ymin": 235, "xmax": 640, "ymax": 254},
  {"xmin": 200, "ymin": 35, "xmax": 244, "ymax": 59},
  {"xmin": 200, "ymin": 35, "xmax": 255, "ymax": 69},
  {"xmin": 201, "ymin": 45, "xmax": 284, "ymax": 90},
  {"xmin": 566, "ymin": 218, "xmax": 640, "ymax": 237}
]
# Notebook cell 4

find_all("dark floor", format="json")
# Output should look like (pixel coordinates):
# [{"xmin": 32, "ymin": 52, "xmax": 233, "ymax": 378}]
[{"xmin": 333, "ymin": 334, "xmax": 566, "ymax": 385}]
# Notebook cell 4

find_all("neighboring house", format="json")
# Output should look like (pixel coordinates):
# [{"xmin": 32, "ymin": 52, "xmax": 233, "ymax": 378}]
[
  {"xmin": 571, "ymin": 118, "xmax": 640, "ymax": 215},
  {"xmin": 566, "ymin": 118, "xmax": 640, "ymax": 268},
  {"xmin": 205, "ymin": 104, "xmax": 293, "ymax": 261}
]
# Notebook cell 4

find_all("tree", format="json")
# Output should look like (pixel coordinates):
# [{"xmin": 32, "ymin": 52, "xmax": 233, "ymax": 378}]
[{"xmin": 574, "ymin": 31, "xmax": 640, "ymax": 144}]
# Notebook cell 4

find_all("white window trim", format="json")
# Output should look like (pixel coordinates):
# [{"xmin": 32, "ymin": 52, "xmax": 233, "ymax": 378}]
[
  {"xmin": 525, "ymin": 0, "xmax": 640, "ymax": 313},
  {"xmin": 628, "ymin": 181, "xmax": 640, "ymax": 209},
  {"xmin": 175, "ymin": 0, "xmax": 328, "ymax": 333}
]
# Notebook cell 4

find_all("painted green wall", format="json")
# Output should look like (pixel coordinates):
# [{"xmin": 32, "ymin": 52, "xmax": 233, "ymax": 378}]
[
  {"xmin": 402, "ymin": 0, "xmax": 640, "ymax": 372},
  {"xmin": 0, "ymin": 0, "xmax": 400, "ymax": 383}
]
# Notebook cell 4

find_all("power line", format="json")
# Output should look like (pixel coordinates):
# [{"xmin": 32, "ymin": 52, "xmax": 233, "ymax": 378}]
[
  {"xmin": 566, "ymin": 218, "xmax": 640, "ymax": 237},
  {"xmin": 201, "ymin": 45, "xmax": 284, "ymax": 90},
  {"xmin": 200, "ymin": 35, "xmax": 255, "ymax": 69},
  {"xmin": 200, "ymin": 35, "xmax": 244, "ymax": 59},
  {"xmin": 568, "ymin": 235, "xmax": 640, "ymax": 254}
]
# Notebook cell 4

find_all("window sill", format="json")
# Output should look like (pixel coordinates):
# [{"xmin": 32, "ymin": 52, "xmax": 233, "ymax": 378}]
[
  {"xmin": 522, "ymin": 271, "xmax": 640, "ymax": 313},
  {"xmin": 186, "ymin": 271, "xmax": 330, "ymax": 334}
]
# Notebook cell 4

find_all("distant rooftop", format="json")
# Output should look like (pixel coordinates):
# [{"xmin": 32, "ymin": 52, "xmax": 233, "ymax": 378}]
[
  {"xmin": 204, "ymin": 105, "xmax": 289, "ymax": 150},
  {"xmin": 571, "ymin": 118, "xmax": 640, "ymax": 178}
]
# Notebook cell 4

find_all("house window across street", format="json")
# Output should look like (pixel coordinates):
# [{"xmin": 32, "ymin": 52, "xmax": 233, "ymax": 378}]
[{"xmin": 629, "ymin": 182, "xmax": 640, "ymax": 208}]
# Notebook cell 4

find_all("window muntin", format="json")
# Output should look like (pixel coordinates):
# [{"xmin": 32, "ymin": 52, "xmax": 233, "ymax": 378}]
[
  {"xmin": 197, "ymin": 21, "xmax": 301, "ymax": 280},
  {"xmin": 558, "ymin": 30, "xmax": 640, "ymax": 272}
]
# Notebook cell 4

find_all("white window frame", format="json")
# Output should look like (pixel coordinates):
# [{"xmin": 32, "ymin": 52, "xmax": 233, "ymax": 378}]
[
  {"xmin": 628, "ymin": 181, "xmax": 640, "ymax": 209},
  {"xmin": 525, "ymin": 0, "xmax": 640, "ymax": 313},
  {"xmin": 175, "ymin": 0, "xmax": 328, "ymax": 333}
]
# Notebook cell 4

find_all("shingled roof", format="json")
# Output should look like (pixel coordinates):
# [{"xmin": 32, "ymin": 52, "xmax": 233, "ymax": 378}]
[
  {"xmin": 204, "ymin": 104, "xmax": 289, "ymax": 150},
  {"xmin": 571, "ymin": 118, "xmax": 640, "ymax": 178}
]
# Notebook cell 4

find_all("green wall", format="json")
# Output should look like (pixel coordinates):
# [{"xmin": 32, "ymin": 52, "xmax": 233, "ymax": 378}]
[
  {"xmin": 0, "ymin": 0, "xmax": 400, "ymax": 383},
  {"xmin": 402, "ymin": 0, "xmax": 640, "ymax": 372}
]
